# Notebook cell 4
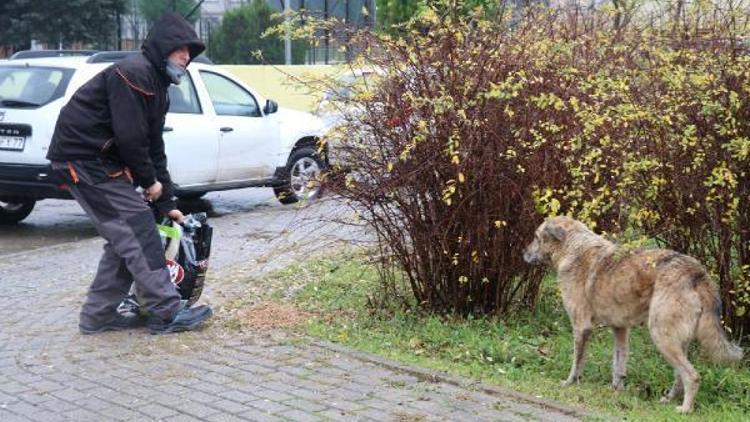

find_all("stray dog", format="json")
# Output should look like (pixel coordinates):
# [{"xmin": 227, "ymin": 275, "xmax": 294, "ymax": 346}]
[{"xmin": 523, "ymin": 216, "xmax": 743, "ymax": 413}]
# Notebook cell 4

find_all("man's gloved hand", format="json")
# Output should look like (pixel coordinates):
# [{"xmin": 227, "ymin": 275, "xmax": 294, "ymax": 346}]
[
  {"xmin": 144, "ymin": 181, "xmax": 163, "ymax": 202},
  {"xmin": 166, "ymin": 209, "xmax": 185, "ymax": 224}
]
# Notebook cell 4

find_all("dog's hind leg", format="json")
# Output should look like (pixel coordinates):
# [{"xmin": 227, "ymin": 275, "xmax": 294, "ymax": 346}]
[
  {"xmin": 652, "ymin": 337, "xmax": 699, "ymax": 414},
  {"xmin": 563, "ymin": 326, "xmax": 592, "ymax": 386},
  {"xmin": 659, "ymin": 366, "xmax": 684, "ymax": 404},
  {"xmin": 649, "ymin": 293, "xmax": 701, "ymax": 414},
  {"xmin": 611, "ymin": 327, "xmax": 629, "ymax": 390}
]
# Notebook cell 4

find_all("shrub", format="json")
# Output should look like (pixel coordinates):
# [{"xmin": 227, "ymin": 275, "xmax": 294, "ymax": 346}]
[
  {"xmin": 324, "ymin": 7, "xmax": 586, "ymax": 315},
  {"xmin": 321, "ymin": 1, "xmax": 750, "ymax": 337}
]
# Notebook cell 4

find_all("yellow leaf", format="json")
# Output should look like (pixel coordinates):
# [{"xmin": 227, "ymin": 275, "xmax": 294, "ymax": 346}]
[{"xmin": 549, "ymin": 199, "xmax": 561, "ymax": 216}]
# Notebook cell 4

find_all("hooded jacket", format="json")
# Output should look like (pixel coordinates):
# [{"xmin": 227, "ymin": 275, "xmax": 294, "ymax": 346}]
[{"xmin": 47, "ymin": 12, "xmax": 205, "ymax": 211}]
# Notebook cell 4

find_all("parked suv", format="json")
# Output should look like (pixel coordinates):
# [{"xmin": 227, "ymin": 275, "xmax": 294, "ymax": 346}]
[{"xmin": 0, "ymin": 51, "xmax": 327, "ymax": 224}]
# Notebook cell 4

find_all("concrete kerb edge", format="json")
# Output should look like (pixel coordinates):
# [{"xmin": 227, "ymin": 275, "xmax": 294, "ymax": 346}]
[{"xmin": 309, "ymin": 338, "xmax": 603, "ymax": 420}]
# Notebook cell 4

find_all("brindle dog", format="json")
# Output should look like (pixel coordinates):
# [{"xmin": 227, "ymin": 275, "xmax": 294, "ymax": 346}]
[{"xmin": 524, "ymin": 216, "xmax": 743, "ymax": 413}]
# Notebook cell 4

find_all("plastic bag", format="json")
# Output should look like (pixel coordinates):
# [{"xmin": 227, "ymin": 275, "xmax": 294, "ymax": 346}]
[
  {"xmin": 117, "ymin": 212, "xmax": 212, "ymax": 317},
  {"xmin": 164, "ymin": 212, "xmax": 212, "ymax": 305}
]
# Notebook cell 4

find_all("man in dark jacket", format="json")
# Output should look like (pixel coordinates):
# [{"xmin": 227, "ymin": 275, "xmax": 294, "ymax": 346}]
[{"xmin": 47, "ymin": 12, "xmax": 212, "ymax": 335}]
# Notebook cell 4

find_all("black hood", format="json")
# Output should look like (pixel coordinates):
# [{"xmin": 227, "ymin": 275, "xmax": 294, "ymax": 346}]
[{"xmin": 142, "ymin": 12, "xmax": 205, "ymax": 75}]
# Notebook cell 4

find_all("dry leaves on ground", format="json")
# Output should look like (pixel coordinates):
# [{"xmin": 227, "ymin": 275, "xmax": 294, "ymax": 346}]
[{"xmin": 239, "ymin": 301, "xmax": 316, "ymax": 330}]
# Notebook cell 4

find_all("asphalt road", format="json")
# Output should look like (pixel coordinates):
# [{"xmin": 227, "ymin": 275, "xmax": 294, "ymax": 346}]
[{"xmin": 0, "ymin": 188, "xmax": 283, "ymax": 256}]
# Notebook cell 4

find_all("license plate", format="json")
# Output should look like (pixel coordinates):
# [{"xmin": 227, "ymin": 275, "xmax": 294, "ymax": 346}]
[{"xmin": 0, "ymin": 136, "xmax": 26, "ymax": 151}]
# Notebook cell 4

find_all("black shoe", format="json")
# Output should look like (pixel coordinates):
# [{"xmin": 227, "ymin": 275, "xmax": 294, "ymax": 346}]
[
  {"xmin": 148, "ymin": 304, "xmax": 213, "ymax": 335},
  {"xmin": 117, "ymin": 294, "xmax": 141, "ymax": 318},
  {"xmin": 79, "ymin": 313, "xmax": 146, "ymax": 335}
]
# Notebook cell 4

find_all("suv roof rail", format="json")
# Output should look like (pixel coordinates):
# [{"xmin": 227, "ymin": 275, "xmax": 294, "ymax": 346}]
[
  {"xmin": 87, "ymin": 51, "xmax": 214, "ymax": 65},
  {"xmin": 191, "ymin": 55, "xmax": 214, "ymax": 65},
  {"xmin": 86, "ymin": 51, "xmax": 138, "ymax": 63},
  {"xmin": 9, "ymin": 50, "xmax": 98, "ymax": 59},
  {"xmin": 8, "ymin": 49, "xmax": 214, "ymax": 65}
]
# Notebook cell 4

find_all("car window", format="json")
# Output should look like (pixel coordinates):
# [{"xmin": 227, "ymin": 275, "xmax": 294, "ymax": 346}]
[
  {"xmin": 0, "ymin": 66, "xmax": 74, "ymax": 108},
  {"xmin": 199, "ymin": 70, "xmax": 260, "ymax": 117},
  {"xmin": 168, "ymin": 74, "xmax": 201, "ymax": 114}
]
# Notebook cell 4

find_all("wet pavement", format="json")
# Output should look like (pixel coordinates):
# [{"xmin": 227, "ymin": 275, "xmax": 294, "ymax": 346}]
[
  {"xmin": 0, "ymin": 199, "xmax": 95, "ymax": 256},
  {"xmin": 0, "ymin": 188, "xmax": 278, "ymax": 256}
]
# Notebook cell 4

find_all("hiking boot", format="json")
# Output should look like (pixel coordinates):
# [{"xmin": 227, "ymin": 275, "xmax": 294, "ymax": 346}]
[
  {"xmin": 148, "ymin": 304, "xmax": 213, "ymax": 335},
  {"xmin": 79, "ymin": 312, "xmax": 146, "ymax": 335}
]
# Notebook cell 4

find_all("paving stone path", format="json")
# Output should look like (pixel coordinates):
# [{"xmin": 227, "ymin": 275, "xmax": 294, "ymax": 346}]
[{"xmin": 0, "ymin": 203, "xmax": 593, "ymax": 421}]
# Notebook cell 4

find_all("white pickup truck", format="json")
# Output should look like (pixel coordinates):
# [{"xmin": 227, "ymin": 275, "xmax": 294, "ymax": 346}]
[{"xmin": 0, "ymin": 50, "xmax": 327, "ymax": 224}]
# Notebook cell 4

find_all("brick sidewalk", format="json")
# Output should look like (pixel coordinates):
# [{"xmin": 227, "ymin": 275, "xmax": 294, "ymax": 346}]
[{"xmin": 0, "ymin": 207, "xmax": 594, "ymax": 421}]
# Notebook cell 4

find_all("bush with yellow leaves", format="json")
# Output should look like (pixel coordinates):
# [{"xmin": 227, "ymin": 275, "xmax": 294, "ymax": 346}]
[{"xmin": 320, "ymin": 1, "xmax": 749, "ymax": 337}]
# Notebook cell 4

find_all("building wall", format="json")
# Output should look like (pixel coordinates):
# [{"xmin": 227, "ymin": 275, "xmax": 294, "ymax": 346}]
[{"xmin": 220, "ymin": 63, "xmax": 339, "ymax": 111}]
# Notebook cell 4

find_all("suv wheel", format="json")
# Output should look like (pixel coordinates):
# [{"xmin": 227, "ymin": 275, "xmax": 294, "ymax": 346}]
[
  {"xmin": 0, "ymin": 198, "xmax": 36, "ymax": 225},
  {"xmin": 274, "ymin": 147, "xmax": 326, "ymax": 205}
]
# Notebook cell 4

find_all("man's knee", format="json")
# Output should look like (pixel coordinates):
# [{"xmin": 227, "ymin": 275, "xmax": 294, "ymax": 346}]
[{"xmin": 125, "ymin": 210, "xmax": 165, "ymax": 271}]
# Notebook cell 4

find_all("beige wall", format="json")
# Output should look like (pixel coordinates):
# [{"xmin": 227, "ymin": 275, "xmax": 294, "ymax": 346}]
[{"xmin": 218, "ymin": 64, "xmax": 342, "ymax": 112}]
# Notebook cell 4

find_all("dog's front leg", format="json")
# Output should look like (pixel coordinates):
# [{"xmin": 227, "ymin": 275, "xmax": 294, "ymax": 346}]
[
  {"xmin": 563, "ymin": 326, "xmax": 592, "ymax": 386},
  {"xmin": 611, "ymin": 327, "xmax": 629, "ymax": 390}
]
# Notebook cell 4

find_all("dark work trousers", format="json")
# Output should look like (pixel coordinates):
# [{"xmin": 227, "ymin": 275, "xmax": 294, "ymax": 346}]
[{"xmin": 51, "ymin": 160, "xmax": 181, "ymax": 327}]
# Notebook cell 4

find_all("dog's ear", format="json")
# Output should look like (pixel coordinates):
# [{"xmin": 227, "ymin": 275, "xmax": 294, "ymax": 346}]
[{"xmin": 544, "ymin": 224, "xmax": 566, "ymax": 242}]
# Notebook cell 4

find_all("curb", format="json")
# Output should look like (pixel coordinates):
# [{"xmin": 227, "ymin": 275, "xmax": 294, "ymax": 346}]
[{"xmin": 311, "ymin": 339, "xmax": 604, "ymax": 420}]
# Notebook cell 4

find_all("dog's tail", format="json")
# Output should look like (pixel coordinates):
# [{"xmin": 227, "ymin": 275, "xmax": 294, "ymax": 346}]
[{"xmin": 696, "ymin": 277, "xmax": 744, "ymax": 364}]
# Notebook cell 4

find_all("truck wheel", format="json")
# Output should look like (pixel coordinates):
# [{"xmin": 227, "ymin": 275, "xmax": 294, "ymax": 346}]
[
  {"xmin": 0, "ymin": 198, "xmax": 36, "ymax": 225},
  {"xmin": 274, "ymin": 147, "xmax": 326, "ymax": 205}
]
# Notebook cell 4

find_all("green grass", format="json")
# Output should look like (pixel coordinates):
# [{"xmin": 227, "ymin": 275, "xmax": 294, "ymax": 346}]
[{"xmin": 264, "ymin": 252, "xmax": 750, "ymax": 421}]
